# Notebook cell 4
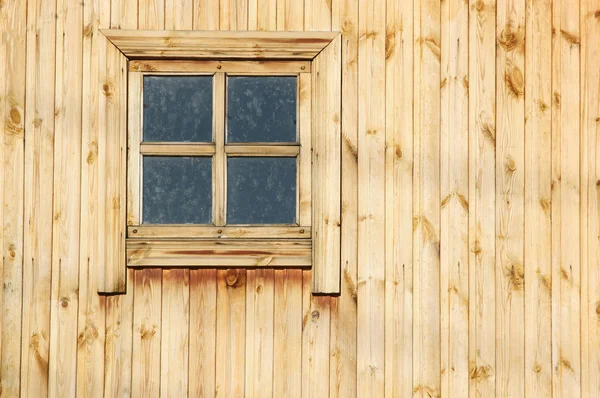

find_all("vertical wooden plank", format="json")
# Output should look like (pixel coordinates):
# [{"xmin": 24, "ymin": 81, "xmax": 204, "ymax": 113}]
[
  {"xmin": 215, "ymin": 269, "xmax": 247, "ymax": 397},
  {"xmin": 276, "ymin": 0, "xmax": 303, "ymax": 31},
  {"xmin": 194, "ymin": 0, "xmax": 219, "ymax": 29},
  {"xmin": 552, "ymin": 0, "xmax": 582, "ymax": 395},
  {"xmin": 468, "ymin": 0, "xmax": 496, "ymax": 396},
  {"xmin": 1, "ymin": 0, "xmax": 27, "ymax": 393},
  {"xmin": 305, "ymin": 0, "xmax": 331, "ymax": 31},
  {"xmin": 104, "ymin": 269, "xmax": 135, "ymax": 397},
  {"xmin": 330, "ymin": 0, "xmax": 359, "ymax": 395},
  {"xmin": 76, "ymin": 0, "xmax": 109, "ymax": 394},
  {"xmin": 249, "ymin": 0, "xmax": 276, "ymax": 30},
  {"xmin": 111, "ymin": 0, "xmax": 138, "ymax": 29},
  {"xmin": 245, "ymin": 269, "xmax": 275, "ymax": 397},
  {"xmin": 496, "ymin": 0, "xmax": 526, "ymax": 395},
  {"xmin": 48, "ymin": 0, "xmax": 83, "ymax": 395},
  {"xmin": 273, "ymin": 269, "xmax": 303, "ymax": 398},
  {"xmin": 131, "ymin": 268, "xmax": 162, "ymax": 398},
  {"xmin": 524, "ymin": 0, "xmax": 553, "ymax": 396},
  {"xmin": 298, "ymin": 73, "xmax": 312, "ymax": 227},
  {"xmin": 160, "ymin": 269, "xmax": 190, "ymax": 397},
  {"xmin": 165, "ymin": 0, "xmax": 192, "ymax": 29},
  {"xmin": 20, "ymin": 0, "xmax": 55, "ymax": 395},
  {"xmin": 189, "ymin": 269, "xmax": 217, "ymax": 398},
  {"xmin": 413, "ymin": 0, "xmax": 441, "ymax": 395},
  {"xmin": 440, "ymin": 0, "xmax": 469, "ymax": 395},
  {"xmin": 582, "ymin": 0, "xmax": 600, "ymax": 395},
  {"xmin": 139, "ymin": 0, "xmax": 165, "ymax": 29},
  {"xmin": 301, "ymin": 271, "xmax": 331, "ymax": 398},
  {"xmin": 357, "ymin": 0, "xmax": 386, "ymax": 393},
  {"xmin": 219, "ymin": 0, "xmax": 247, "ymax": 30}
]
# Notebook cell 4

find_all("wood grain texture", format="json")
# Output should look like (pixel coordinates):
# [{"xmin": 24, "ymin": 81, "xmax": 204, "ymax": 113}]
[
  {"xmin": 468, "ymin": 0, "xmax": 496, "ymax": 396},
  {"xmin": 524, "ymin": 0, "xmax": 552, "ymax": 395},
  {"xmin": 20, "ymin": 0, "xmax": 56, "ymax": 396},
  {"xmin": 1, "ymin": 0, "xmax": 26, "ymax": 394}
]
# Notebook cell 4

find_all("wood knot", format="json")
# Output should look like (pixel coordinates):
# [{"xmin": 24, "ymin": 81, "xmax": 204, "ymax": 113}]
[
  {"xmin": 560, "ymin": 29, "xmax": 580, "ymax": 45},
  {"xmin": 395, "ymin": 145, "xmax": 403, "ymax": 160},
  {"xmin": 472, "ymin": 240, "xmax": 482, "ymax": 255},
  {"xmin": 553, "ymin": 91, "xmax": 561, "ymax": 106},
  {"xmin": 533, "ymin": 363, "xmax": 542, "ymax": 373},
  {"xmin": 505, "ymin": 156, "xmax": 517, "ymax": 172},
  {"xmin": 595, "ymin": 10, "xmax": 600, "ymax": 18},
  {"xmin": 498, "ymin": 24, "xmax": 524, "ymax": 52},
  {"xmin": 596, "ymin": 180, "xmax": 600, "ymax": 187},
  {"xmin": 10, "ymin": 108, "xmax": 21, "ymax": 124},
  {"xmin": 333, "ymin": 113, "xmax": 339, "ymax": 123},
  {"xmin": 474, "ymin": 0, "xmax": 485, "ymax": 13},
  {"xmin": 87, "ymin": 141, "xmax": 98, "ymax": 164},
  {"xmin": 595, "ymin": 302, "xmax": 600, "ymax": 316},
  {"xmin": 256, "ymin": 285, "xmax": 263, "ymax": 294},
  {"xmin": 102, "ymin": 82, "xmax": 113, "ymax": 98},
  {"xmin": 440, "ymin": 78, "xmax": 447, "ymax": 89},
  {"xmin": 366, "ymin": 128, "xmax": 377, "ymax": 135},
  {"xmin": 311, "ymin": 310, "xmax": 320, "ymax": 322},
  {"xmin": 538, "ymin": 100, "xmax": 548, "ymax": 112},
  {"xmin": 83, "ymin": 23, "xmax": 93, "ymax": 37},
  {"xmin": 226, "ymin": 269, "xmax": 244, "ymax": 287},
  {"xmin": 33, "ymin": 118, "xmax": 43, "ymax": 127},
  {"xmin": 505, "ymin": 64, "xmax": 524, "ymax": 97},
  {"xmin": 60, "ymin": 298, "xmax": 69, "ymax": 308}
]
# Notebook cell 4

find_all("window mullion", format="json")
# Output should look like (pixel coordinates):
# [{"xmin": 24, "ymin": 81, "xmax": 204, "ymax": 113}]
[{"xmin": 213, "ymin": 72, "xmax": 226, "ymax": 226}]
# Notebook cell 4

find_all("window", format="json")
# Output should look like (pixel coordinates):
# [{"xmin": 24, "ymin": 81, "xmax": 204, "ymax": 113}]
[
  {"xmin": 126, "ymin": 61, "xmax": 312, "ymax": 267},
  {"xmin": 97, "ymin": 30, "xmax": 341, "ymax": 294}
]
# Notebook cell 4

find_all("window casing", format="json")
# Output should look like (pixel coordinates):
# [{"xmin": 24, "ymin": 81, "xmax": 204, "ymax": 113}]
[{"xmin": 96, "ymin": 30, "xmax": 341, "ymax": 294}]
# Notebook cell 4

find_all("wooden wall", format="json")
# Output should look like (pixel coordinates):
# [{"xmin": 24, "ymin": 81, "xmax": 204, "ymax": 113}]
[{"xmin": 1, "ymin": 0, "xmax": 599, "ymax": 396}]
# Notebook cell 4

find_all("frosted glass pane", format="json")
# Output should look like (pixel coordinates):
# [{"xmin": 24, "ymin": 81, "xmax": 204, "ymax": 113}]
[
  {"xmin": 227, "ymin": 157, "xmax": 296, "ymax": 224},
  {"xmin": 227, "ymin": 76, "xmax": 297, "ymax": 143},
  {"xmin": 143, "ymin": 156, "xmax": 212, "ymax": 224},
  {"xmin": 143, "ymin": 75, "xmax": 213, "ymax": 142}
]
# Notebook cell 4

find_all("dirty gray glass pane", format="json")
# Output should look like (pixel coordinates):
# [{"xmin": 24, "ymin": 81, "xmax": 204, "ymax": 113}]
[
  {"xmin": 143, "ymin": 156, "xmax": 212, "ymax": 224},
  {"xmin": 143, "ymin": 75, "xmax": 213, "ymax": 142},
  {"xmin": 227, "ymin": 76, "xmax": 297, "ymax": 143},
  {"xmin": 227, "ymin": 157, "xmax": 296, "ymax": 224}
]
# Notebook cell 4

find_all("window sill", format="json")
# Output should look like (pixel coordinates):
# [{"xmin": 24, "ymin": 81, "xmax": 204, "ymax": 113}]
[{"xmin": 126, "ymin": 238, "xmax": 311, "ymax": 268}]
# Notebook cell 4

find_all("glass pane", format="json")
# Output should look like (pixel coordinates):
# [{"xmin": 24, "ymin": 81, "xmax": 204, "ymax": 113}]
[
  {"xmin": 143, "ymin": 156, "xmax": 212, "ymax": 224},
  {"xmin": 227, "ymin": 157, "xmax": 296, "ymax": 224},
  {"xmin": 227, "ymin": 76, "xmax": 297, "ymax": 143},
  {"xmin": 143, "ymin": 75, "xmax": 213, "ymax": 142}
]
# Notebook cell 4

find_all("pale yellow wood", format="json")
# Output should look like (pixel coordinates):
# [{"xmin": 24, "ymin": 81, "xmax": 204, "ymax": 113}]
[
  {"xmin": 130, "ymin": 59, "xmax": 311, "ymax": 73},
  {"xmin": 1, "ymin": 0, "xmax": 26, "ymax": 394},
  {"xmin": 219, "ymin": 0, "xmax": 248, "ymax": 30},
  {"xmin": 305, "ymin": 0, "xmax": 331, "ymax": 31},
  {"xmin": 139, "ymin": 143, "xmax": 216, "ymax": 156},
  {"xmin": 101, "ymin": 29, "xmax": 338, "ymax": 59},
  {"xmin": 311, "ymin": 34, "xmax": 342, "ymax": 294},
  {"xmin": 301, "ymin": 271, "xmax": 331, "ymax": 398},
  {"xmin": 129, "ymin": 225, "xmax": 311, "ymax": 238},
  {"xmin": 330, "ymin": 0, "xmax": 359, "ymax": 396},
  {"xmin": 131, "ymin": 269, "xmax": 162, "ymax": 398},
  {"xmin": 581, "ymin": 0, "xmax": 600, "ymax": 395},
  {"xmin": 356, "ymin": 0, "xmax": 386, "ymax": 394},
  {"xmin": 273, "ymin": 269, "xmax": 303, "ymax": 398},
  {"xmin": 413, "ymin": 0, "xmax": 441, "ymax": 395},
  {"xmin": 468, "ymin": 0, "xmax": 496, "ymax": 397},
  {"xmin": 97, "ymin": 34, "xmax": 128, "ymax": 293},
  {"xmin": 552, "ymin": 0, "xmax": 582, "ymax": 395},
  {"xmin": 298, "ymin": 74, "xmax": 312, "ymax": 227},
  {"xmin": 214, "ymin": 72, "xmax": 226, "ymax": 226},
  {"xmin": 47, "ymin": 0, "xmax": 83, "ymax": 396},
  {"xmin": 165, "ymin": 0, "xmax": 192, "ymax": 30},
  {"xmin": 245, "ymin": 269, "xmax": 275, "ymax": 396},
  {"xmin": 20, "ymin": 0, "xmax": 56, "ymax": 396},
  {"xmin": 127, "ymin": 72, "xmax": 142, "ymax": 226},
  {"xmin": 160, "ymin": 269, "xmax": 190, "ymax": 397},
  {"xmin": 440, "ymin": 0, "xmax": 469, "ymax": 396},
  {"xmin": 496, "ymin": 0, "xmax": 526, "ymax": 395},
  {"xmin": 224, "ymin": 144, "xmax": 300, "ymax": 156},
  {"xmin": 194, "ymin": 0, "xmax": 219, "ymax": 30},
  {"xmin": 103, "ymin": 269, "xmax": 134, "ymax": 397},
  {"xmin": 383, "ymin": 0, "xmax": 414, "ymax": 396},
  {"xmin": 110, "ymin": 0, "xmax": 137, "ymax": 29},
  {"xmin": 139, "ymin": 0, "xmax": 164, "ymax": 29},
  {"xmin": 215, "ymin": 269, "xmax": 246, "ymax": 396},
  {"xmin": 277, "ymin": 0, "xmax": 304, "ymax": 31},
  {"xmin": 189, "ymin": 269, "xmax": 217, "ymax": 397},
  {"xmin": 75, "ymin": 0, "xmax": 110, "ymax": 394},
  {"xmin": 127, "ymin": 238, "xmax": 312, "ymax": 267},
  {"xmin": 524, "ymin": 0, "xmax": 552, "ymax": 395}
]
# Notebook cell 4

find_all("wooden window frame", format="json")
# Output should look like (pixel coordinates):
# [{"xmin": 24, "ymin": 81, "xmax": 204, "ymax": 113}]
[{"xmin": 97, "ymin": 30, "xmax": 341, "ymax": 294}]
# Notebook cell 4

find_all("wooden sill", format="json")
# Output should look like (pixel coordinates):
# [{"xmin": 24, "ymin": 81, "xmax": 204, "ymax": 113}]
[
  {"xmin": 128, "ymin": 225, "xmax": 310, "ymax": 239},
  {"xmin": 126, "ymin": 238, "xmax": 312, "ymax": 268}
]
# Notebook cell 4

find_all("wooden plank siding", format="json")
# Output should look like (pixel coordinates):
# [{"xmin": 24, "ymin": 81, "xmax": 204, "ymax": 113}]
[{"xmin": 2, "ymin": 0, "xmax": 599, "ymax": 397}]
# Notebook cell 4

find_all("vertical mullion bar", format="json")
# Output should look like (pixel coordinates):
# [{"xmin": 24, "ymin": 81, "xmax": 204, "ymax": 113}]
[{"xmin": 214, "ymin": 72, "xmax": 226, "ymax": 226}]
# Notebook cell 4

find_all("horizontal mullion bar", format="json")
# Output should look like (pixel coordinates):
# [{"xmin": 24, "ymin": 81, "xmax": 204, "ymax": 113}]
[
  {"xmin": 224, "ymin": 144, "xmax": 300, "ymax": 157},
  {"xmin": 140, "ymin": 143, "xmax": 216, "ymax": 156},
  {"xmin": 129, "ymin": 225, "xmax": 311, "ymax": 239},
  {"xmin": 126, "ymin": 238, "xmax": 312, "ymax": 267}
]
